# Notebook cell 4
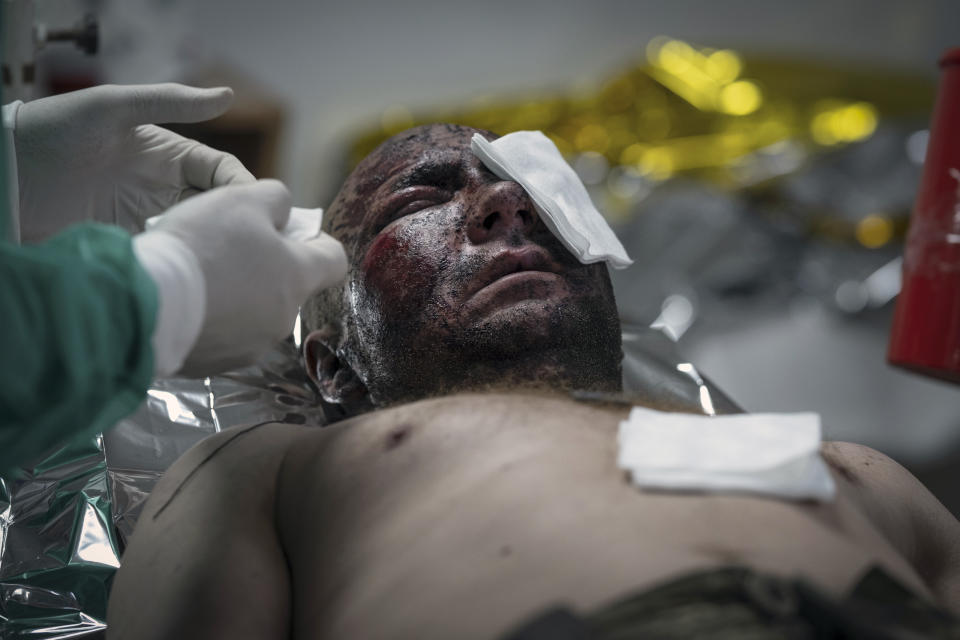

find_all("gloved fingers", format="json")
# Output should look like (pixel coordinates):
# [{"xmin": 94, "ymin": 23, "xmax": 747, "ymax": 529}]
[
  {"xmin": 177, "ymin": 187, "xmax": 202, "ymax": 202},
  {"xmin": 286, "ymin": 233, "xmax": 349, "ymax": 295},
  {"xmin": 181, "ymin": 140, "xmax": 256, "ymax": 191},
  {"xmin": 240, "ymin": 179, "xmax": 293, "ymax": 230},
  {"xmin": 113, "ymin": 83, "xmax": 236, "ymax": 128}
]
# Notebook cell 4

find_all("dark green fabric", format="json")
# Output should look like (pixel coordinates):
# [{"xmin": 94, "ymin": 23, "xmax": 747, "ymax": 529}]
[
  {"xmin": 0, "ymin": 21, "xmax": 158, "ymax": 474},
  {"xmin": 0, "ymin": 223, "xmax": 158, "ymax": 475},
  {"xmin": 1, "ymin": 68, "xmax": 8, "ymax": 241},
  {"xmin": 1, "ymin": 9, "xmax": 148, "ymax": 638},
  {"xmin": 586, "ymin": 568, "xmax": 811, "ymax": 639}
]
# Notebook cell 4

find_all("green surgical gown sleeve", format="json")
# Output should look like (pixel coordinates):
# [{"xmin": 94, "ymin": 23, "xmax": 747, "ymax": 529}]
[{"xmin": 0, "ymin": 118, "xmax": 158, "ymax": 476}]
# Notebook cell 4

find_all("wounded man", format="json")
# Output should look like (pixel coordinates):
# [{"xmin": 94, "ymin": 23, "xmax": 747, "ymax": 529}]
[{"xmin": 106, "ymin": 124, "xmax": 960, "ymax": 639}]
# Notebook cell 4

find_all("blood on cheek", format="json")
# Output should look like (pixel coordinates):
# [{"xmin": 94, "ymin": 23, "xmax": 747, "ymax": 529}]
[{"xmin": 360, "ymin": 227, "xmax": 437, "ymax": 307}]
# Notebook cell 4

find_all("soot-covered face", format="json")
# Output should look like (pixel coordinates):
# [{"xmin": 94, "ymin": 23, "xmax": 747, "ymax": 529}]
[{"xmin": 317, "ymin": 124, "xmax": 622, "ymax": 409}]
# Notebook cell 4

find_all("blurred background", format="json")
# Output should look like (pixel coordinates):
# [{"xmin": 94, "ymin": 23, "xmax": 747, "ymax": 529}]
[{"xmin": 20, "ymin": 0, "xmax": 960, "ymax": 510}]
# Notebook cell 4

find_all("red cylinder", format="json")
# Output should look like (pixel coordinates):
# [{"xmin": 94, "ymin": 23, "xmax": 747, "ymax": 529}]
[{"xmin": 888, "ymin": 47, "xmax": 960, "ymax": 384}]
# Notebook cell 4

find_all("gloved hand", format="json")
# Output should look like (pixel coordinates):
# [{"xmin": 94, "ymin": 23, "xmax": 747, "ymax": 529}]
[
  {"xmin": 134, "ymin": 179, "xmax": 348, "ymax": 377},
  {"xmin": 11, "ymin": 83, "xmax": 255, "ymax": 243}
]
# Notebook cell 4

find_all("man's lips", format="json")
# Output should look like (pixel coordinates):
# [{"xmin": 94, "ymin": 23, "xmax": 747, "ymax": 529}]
[{"xmin": 463, "ymin": 246, "xmax": 566, "ymax": 306}]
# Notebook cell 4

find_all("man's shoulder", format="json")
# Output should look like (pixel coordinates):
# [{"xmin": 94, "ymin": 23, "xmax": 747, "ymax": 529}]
[
  {"xmin": 191, "ymin": 421, "xmax": 311, "ymax": 456},
  {"xmin": 170, "ymin": 421, "xmax": 312, "ymax": 478},
  {"xmin": 819, "ymin": 440, "xmax": 913, "ymax": 490},
  {"xmin": 822, "ymin": 441, "xmax": 960, "ymax": 611},
  {"xmin": 140, "ymin": 421, "xmax": 313, "ymax": 523},
  {"xmin": 111, "ymin": 422, "xmax": 306, "ymax": 639},
  {"xmin": 819, "ymin": 440, "xmax": 941, "ymax": 515}
]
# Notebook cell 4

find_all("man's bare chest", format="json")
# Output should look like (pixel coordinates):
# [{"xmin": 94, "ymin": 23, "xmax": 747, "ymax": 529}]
[{"xmin": 275, "ymin": 394, "xmax": 923, "ymax": 638}]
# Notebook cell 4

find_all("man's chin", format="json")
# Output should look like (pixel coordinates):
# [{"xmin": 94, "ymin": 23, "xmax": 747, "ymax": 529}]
[
  {"xmin": 451, "ymin": 297, "xmax": 592, "ymax": 358},
  {"xmin": 466, "ymin": 298, "xmax": 565, "ymax": 335},
  {"xmin": 459, "ymin": 274, "xmax": 570, "ymax": 322},
  {"xmin": 373, "ymin": 293, "xmax": 622, "ymax": 401}
]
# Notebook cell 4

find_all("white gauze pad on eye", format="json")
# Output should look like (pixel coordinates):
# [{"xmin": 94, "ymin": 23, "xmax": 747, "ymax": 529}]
[
  {"xmin": 470, "ymin": 131, "xmax": 632, "ymax": 269},
  {"xmin": 617, "ymin": 406, "xmax": 836, "ymax": 502}
]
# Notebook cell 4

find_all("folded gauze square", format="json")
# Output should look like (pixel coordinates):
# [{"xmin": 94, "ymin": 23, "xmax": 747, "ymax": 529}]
[
  {"xmin": 282, "ymin": 207, "xmax": 324, "ymax": 241},
  {"xmin": 617, "ymin": 406, "xmax": 836, "ymax": 501},
  {"xmin": 471, "ymin": 131, "xmax": 632, "ymax": 269}
]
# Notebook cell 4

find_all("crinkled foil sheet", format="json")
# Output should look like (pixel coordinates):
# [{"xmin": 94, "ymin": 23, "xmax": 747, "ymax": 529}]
[
  {"xmin": 0, "ymin": 330, "xmax": 734, "ymax": 638},
  {"xmin": 0, "ymin": 338, "xmax": 326, "ymax": 639}
]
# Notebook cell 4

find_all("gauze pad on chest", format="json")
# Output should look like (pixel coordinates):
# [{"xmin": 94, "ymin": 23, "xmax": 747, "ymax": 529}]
[
  {"xmin": 470, "ymin": 131, "xmax": 632, "ymax": 269},
  {"xmin": 617, "ymin": 406, "xmax": 836, "ymax": 501}
]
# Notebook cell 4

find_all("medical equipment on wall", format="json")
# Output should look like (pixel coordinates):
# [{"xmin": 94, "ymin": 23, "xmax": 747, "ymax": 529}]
[
  {"xmin": 2, "ymin": 0, "xmax": 98, "ymax": 101},
  {"xmin": 888, "ymin": 47, "xmax": 960, "ymax": 385}
]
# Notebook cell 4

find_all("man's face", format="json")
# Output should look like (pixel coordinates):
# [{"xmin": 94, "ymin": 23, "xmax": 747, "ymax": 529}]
[{"xmin": 325, "ymin": 124, "xmax": 622, "ymax": 405}]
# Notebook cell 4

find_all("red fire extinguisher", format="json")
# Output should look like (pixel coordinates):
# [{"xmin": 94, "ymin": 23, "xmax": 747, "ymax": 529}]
[{"xmin": 888, "ymin": 47, "xmax": 960, "ymax": 384}]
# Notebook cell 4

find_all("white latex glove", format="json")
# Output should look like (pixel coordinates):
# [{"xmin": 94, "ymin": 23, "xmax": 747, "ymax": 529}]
[
  {"xmin": 134, "ymin": 180, "xmax": 347, "ymax": 377},
  {"xmin": 12, "ymin": 83, "xmax": 255, "ymax": 243}
]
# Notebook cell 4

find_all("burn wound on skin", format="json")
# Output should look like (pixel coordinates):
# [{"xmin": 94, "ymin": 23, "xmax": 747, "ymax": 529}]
[
  {"xmin": 361, "ymin": 227, "xmax": 435, "ymax": 304},
  {"xmin": 362, "ymin": 229, "xmax": 405, "ymax": 289}
]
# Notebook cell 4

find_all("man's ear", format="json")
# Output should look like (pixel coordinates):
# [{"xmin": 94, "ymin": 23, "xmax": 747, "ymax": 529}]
[{"xmin": 303, "ymin": 325, "xmax": 371, "ymax": 419}]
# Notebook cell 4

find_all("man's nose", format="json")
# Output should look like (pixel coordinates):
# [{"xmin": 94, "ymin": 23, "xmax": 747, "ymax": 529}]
[{"xmin": 467, "ymin": 181, "xmax": 539, "ymax": 244}]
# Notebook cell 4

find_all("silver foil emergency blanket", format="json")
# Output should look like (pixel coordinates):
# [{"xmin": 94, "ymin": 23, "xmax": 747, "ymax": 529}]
[{"xmin": 0, "ymin": 338, "xmax": 324, "ymax": 639}]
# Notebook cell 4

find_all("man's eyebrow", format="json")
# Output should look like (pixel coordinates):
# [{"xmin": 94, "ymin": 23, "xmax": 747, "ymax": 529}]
[{"xmin": 392, "ymin": 159, "xmax": 463, "ymax": 191}]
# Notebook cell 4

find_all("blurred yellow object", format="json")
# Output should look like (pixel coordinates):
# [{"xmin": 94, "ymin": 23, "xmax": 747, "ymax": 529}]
[
  {"xmin": 637, "ymin": 147, "xmax": 675, "ymax": 180},
  {"xmin": 719, "ymin": 80, "xmax": 763, "ymax": 115},
  {"xmin": 811, "ymin": 101, "xmax": 879, "ymax": 145},
  {"xmin": 705, "ymin": 50, "xmax": 742, "ymax": 85},
  {"xmin": 348, "ymin": 36, "xmax": 934, "ymax": 198},
  {"xmin": 856, "ymin": 215, "xmax": 895, "ymax": 248},
  {"xmin": 574, "ymin": 124, "xmax": 611, "ymax": 153}
]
